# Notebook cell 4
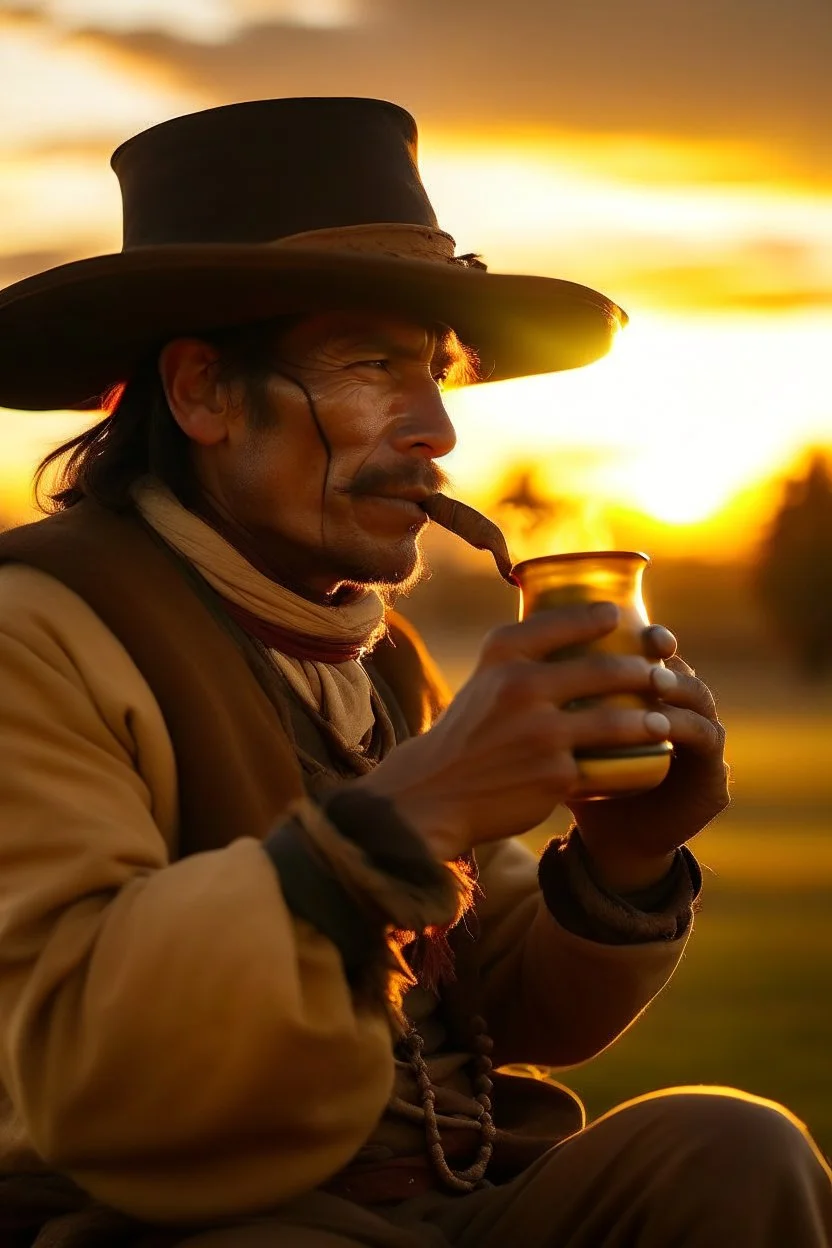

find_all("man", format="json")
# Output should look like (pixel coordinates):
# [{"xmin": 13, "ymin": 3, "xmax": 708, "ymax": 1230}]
[{"xmin": 0, "ymin": 97, "xmax": 827, "ymax": 1248}]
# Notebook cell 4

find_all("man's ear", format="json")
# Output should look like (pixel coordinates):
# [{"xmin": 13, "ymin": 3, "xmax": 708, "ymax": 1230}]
[{"xmin": 159, "ymin": 338, "xmax": 237, "ymax": 447}]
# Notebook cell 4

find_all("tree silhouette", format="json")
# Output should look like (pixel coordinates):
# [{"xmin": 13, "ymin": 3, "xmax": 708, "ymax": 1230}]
[{"xmin": 755, "ymin": 452, "xmax": 832, "ymax": 678}]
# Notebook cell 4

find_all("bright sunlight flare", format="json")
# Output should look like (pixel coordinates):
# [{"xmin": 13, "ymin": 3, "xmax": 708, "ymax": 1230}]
[{"xmin": 443, "ymin": 311, "xmax": 832, "ymax": 557}]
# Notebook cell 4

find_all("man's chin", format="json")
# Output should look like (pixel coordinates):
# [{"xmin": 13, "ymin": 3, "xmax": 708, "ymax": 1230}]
[{"xmin": 341, "ymin": 539, "xmax": 427, "ymax": 597}]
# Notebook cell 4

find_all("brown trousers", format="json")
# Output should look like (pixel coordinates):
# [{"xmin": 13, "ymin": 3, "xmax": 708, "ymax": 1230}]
[{"xmin": 175, "ymin": 1088, "xmax": 832, "ymax": 1248}]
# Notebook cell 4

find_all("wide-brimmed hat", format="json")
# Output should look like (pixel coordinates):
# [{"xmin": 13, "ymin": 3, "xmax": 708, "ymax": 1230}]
[{"xmin": 0, "ymin": 97, "xmax": 626, "ymax": 411}]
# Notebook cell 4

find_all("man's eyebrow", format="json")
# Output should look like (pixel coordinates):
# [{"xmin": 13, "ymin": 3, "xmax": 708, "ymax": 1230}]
[{"xmin": 330, "ymin": 330, "xmax": 435, "ymax": 361}]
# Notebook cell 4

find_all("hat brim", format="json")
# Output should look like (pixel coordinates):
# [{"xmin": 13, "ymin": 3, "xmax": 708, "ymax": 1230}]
[{"xmin": 0, "ymin": 245, "xmax": 626, "ymax": 410}]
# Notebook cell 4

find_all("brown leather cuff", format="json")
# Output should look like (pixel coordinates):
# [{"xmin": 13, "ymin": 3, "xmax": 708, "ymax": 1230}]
[{"xmin": 538, "ymin": 827, "xmax": 701, "ymax": 946}]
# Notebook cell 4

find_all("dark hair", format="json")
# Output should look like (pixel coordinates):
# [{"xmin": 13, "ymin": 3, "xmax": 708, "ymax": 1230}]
[
  {"xmin": 34, "ymin": 318, "xmax": 298, "ymax": 513},
  {"xmin": 34, "ymin": 319, "xmax": 480, "ymax": 513}
]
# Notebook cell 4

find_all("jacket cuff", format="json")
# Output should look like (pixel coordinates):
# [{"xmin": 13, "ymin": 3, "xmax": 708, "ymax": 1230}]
[
  {"xmin": 263, "ymin": 792, "xmax": 469, "ymax": 1001},
  {"xmin": 538, "ymin": 827, "xmax": 701, "ymax": 946},
  {"xmin": 263, "ymin": 816, "xmax": 385, "ymax": 984}
]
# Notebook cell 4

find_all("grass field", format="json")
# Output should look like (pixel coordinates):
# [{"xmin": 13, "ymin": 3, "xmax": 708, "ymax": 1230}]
[{"xmin": 426, "ymin": 638, "xmax": 832, "ymax": 1158}]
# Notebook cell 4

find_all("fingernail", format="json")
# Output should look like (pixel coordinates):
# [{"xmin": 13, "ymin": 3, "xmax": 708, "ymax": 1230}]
[
  {"xmin": 590, "ymin": 601, "xmax": 619, "ymax": 625},
  {"xmin": 645, "ymin": 711, "xmax": 671, "ymax": 737},
  {"xmin": 647, "ymin": 624, "xmax": 677, "ymax": 644},
  {"xmin": 652, "ymin": 667, "xmax": 678, "ymax": 694}
]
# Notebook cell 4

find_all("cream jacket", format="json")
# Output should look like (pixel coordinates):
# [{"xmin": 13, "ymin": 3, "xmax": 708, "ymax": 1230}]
[{"xmin": 0, "ymin": 564, "xmax": 690, "ymax": 1223}]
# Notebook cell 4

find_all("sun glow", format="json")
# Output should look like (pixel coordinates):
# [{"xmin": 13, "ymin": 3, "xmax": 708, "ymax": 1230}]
[
  {"xmin": 419, "ymin": 132, "xmax": 832, "ymax": 313},
  {"xmin": 443, "ymin": 311, "xmax": 832, "ymax": 557}
]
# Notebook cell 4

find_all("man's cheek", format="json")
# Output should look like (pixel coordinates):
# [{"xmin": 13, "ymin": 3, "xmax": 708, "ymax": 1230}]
[{"xmin": 312, "ymin": 375, "xmax": 371, "ymax": 407}]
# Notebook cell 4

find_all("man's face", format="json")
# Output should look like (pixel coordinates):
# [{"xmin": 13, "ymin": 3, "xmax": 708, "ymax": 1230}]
[{"xmin": 195, "ymin": 311, "xmax": 463, "ymax": 599}]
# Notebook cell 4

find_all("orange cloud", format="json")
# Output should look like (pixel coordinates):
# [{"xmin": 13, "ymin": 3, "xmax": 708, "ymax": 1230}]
[{"xmin": 45, "ymin": 0, "xmax": 832, "ymax": 187}]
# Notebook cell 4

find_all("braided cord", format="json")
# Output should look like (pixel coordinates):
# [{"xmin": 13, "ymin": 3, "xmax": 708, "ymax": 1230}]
[{"xmin": 395, "ymin": 1017, "xmax": 496, "ymax": 1194}]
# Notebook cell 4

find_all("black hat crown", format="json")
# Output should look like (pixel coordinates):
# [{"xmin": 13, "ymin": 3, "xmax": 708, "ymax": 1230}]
[{"xmin": 112, "ymin": 97, "xmax": 439, "ymax": 251}]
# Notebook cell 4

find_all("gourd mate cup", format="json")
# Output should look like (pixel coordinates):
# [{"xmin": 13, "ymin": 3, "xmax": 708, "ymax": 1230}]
[{"xmin": 512, "ymin": 551, "xmax": 672, "ymax": 800}]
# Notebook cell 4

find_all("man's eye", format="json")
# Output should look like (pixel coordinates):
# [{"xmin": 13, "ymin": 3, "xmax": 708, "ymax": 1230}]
[{"xmin": 354, "ymin": 359, "xmax": 390, "ymax": 372}]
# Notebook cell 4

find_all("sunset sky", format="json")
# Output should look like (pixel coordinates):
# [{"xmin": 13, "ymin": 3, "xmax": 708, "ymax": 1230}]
[{"xmin": 0, "ymin": 0, "xmax": 830, "ymax": 560}]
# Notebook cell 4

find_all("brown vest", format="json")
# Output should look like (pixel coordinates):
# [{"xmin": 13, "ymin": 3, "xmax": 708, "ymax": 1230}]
[{"xmin": 0, "ymin": 500, "xmax": 447, "ymax": 858}]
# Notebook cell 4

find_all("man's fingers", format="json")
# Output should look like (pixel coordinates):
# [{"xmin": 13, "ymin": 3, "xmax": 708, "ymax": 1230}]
[
  {"xmin": 488, "ymin": 652, "xmax": 680, "ymax": 710},
  {"xmin": 661, "ymin": 705, "xmax": 726, "ymax": 758},
  {"xmin": 643, "ymin": 625, "xmax": 678, "ymax": 660},
  {"xmin": 665, "ymin": 653, "xmax": 696, "ymax": 678},
  {"xmin": 480, "ymin": 602, "xmax": 621, "ymax": 666},
  {"xmin": 525, "ymin": 703, "xmax": 671, "ymax": 755},
  {"xmin": 566, "ymin": 705, "xmax": 671, "ymax": 751},
  {"xmin": 537, "ymin": 653, "xmax": 657, "ymax": 705},
  {"xmin": 651, "ymin": 663, "xmax": 718, "ymax": 720}
]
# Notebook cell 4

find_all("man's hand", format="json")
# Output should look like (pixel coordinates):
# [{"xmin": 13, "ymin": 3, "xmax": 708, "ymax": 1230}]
[
  {"xmin": 569, "ymin": 625, "xmax": 730, "ymax": 893},
  {"xmin": 355, "ymin": 603, "xmax": 673, "ymax": 862}
]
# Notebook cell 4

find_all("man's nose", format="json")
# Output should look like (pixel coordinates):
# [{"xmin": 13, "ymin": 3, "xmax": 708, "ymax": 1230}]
[{"xmin": 391, "ymin": 389, "xmax": 458, "ymax": 459}]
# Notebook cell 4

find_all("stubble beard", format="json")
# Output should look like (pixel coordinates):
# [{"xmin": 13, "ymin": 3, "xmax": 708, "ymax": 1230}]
[{"xmin": 335, "ymin": 532, "xmax": 429, "ymax": 602}]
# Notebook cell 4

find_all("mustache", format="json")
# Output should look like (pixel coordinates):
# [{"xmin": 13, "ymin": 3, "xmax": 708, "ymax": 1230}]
[{"xmin": 345, "ymin": 462, "xmax": 451, "ymax": 499}]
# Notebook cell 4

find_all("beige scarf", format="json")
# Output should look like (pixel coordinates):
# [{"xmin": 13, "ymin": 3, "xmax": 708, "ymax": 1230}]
[{"xmin": 133, "ymin": 479, "xmax": 387, "ymax": 752}]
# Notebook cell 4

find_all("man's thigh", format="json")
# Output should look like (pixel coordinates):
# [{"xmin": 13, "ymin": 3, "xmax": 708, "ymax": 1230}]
[
  {"xmin": 402, "ymin": 1086, "xmax": 831, "ymax": 1248},
  {"xmin": 170, "ymin": 1091, "xmax": 831, "ymax": 1248}
]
